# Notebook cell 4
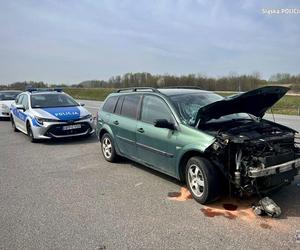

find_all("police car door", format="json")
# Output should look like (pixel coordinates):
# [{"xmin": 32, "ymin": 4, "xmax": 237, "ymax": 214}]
[
  {"xmin": 13, "ymin": 94, "xmax": 24, "ymax": 129},
  {"xmin": 18, "ymin": 94, "xmax": 30, "ymax": 132}
]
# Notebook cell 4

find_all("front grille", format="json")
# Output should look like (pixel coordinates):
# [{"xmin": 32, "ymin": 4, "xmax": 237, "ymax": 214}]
[{"xmin": 46, "ymin": 122, "xmax": 91, "ymax": 137}]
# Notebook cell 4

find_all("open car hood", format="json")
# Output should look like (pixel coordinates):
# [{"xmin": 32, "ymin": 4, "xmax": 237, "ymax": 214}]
[{"xmin": 196, "ymin": 86, "xmax": 289, "ymax": 124}]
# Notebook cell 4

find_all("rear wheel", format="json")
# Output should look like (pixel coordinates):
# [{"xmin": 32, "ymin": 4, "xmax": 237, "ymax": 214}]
[
  {"xmin": 101, "ymin": 133, "xmax": 117, "ymax": 162},
  {"xmin": 185, "ymin": 156, "xmax": 221, "ymax": 204},
  {"xmin": 26, "ymin": 123, "xmax": 36, "ymax": 143},
  {"xmin": 11, "ymin": 117, "xmax": 18, "ymax": 132}
]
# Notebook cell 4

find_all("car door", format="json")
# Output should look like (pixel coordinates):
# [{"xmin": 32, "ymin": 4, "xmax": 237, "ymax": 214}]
[
  {"xmin": 113, "ymin": 94, "xmax": 141, "ymax": 160},
  {"xmin": 136, "ymin": 95, "xmax": 178, "ymax": 175},
  {"xmin": 13, "ymin": 94, "xmax": 24, "ymax": 129},
  {"xmin": 18, "ymin": 94, "xmax": 30, "ymax": 132}
]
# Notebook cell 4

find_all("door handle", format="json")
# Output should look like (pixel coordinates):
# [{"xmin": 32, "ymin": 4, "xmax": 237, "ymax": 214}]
[
  {"xmin": 137, "ymin": 128, "xmax": 144, "ymax": 133},
  {"xmin": 113, "ymin": 120, "xmax": 119, "ymax": 125}
]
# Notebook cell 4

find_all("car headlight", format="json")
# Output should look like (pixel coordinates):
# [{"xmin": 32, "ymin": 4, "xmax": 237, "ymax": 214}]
[
  {"xmin": 34, "ymin": 116, "xmax": 59, "ymax": 125},
  {"xmin": 1, "ymin": 104, "xmax": 9, "ymax": 111},
  {"xmin": 80, "ymin": 114, "xmax": 93, "ymax": 120}
]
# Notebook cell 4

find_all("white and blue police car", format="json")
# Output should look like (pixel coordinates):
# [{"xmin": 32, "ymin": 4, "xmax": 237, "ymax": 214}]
[{"xmin": 10, "ymin": 88, "xmax": 94, "ymax": 142}]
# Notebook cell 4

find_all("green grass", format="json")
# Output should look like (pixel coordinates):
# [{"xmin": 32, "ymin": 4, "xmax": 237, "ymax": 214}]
[
  {"xmin": 216, "ymin": 91, "xmax": 300, "ymax": 115},
  {"xmin": 64, "ymin": 87, "xmax": 115, "ymax": 101},
  {"xmin": 64, "ymin": 88, "xmax": 300, "ymax": 116},
  {"xmin": 271, "ymin": 95, "xmax": 300, "ymax": 115}
]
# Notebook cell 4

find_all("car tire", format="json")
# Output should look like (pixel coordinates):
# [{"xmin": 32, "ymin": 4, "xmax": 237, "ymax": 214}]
[
  {"xmin": 11, "ymin": 117, "xmax": 18, "ymax": 132},
  {"xmin": 101, "ymin": 133, "xmax": 117, "ymax": 162},
  {"xmin": 185, "ymin": 156, "xmax": 221, "ymax": 204},
  {"xmin": 26, "ymin": 123, "xmax": 36, "ymax": 143}
]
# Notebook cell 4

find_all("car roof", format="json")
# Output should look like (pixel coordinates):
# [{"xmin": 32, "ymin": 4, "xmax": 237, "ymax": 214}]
[
  {"xmin": 113, "ymin": 87, "xmax": 213, "ymax": 97},
  {"xmin": 28, "ymin": 91, "xmax": 65, "ymax": 95},
  {"xmin": 158, "ymin": 88, "xmax": 212, "ymax": 96},
  {"xmin": 0, "ymin": 90, "xmax": 22, "ymax": 93}
]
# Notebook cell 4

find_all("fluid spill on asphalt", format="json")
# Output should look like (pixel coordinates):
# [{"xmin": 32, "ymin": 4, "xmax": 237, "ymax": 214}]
[
  {"xmin": 167, "ymin": 191, "xmax": 181, "ymax": 197},
  {"xmin": 168, "ymin": 186, "xmax": 290, "ymax": 231},
  {"xmin": 222, "ymin": 203, "xmax": 238, "ymax": 211},
  {"xmin": 260, "ymin": 223, "xmax": 272, "ymax": 229},
  {"xmin": 167, "ymin": 187, "xmax": 192, "ymax": 201},
  {"xmin": 200, "ymin": 207, "xmax": 237, "ymax": 220}
]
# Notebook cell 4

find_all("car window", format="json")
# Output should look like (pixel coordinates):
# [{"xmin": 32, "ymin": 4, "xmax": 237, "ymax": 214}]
[
  {"xmin": 0, "ymin": 92, "xmax": 21, "ymax": 100},
  {"xmin": 30, "ymin": 93, "xmax": 79, "ymax": 108},
  {"xmin": 120, "ymin": 94, "xmax": 141, "ymax": 119},
  {"xmin": 115, "ymin": 96, "xmax": 124, "ymax": 114},
  {"xmin": 102, "ymin": 96, "xmax": 118, "ymax": 113},
  {"xmin": 16, "ymin": 95, "xmax": 24, "ymax": 105},
  {"xmin": 141, "ymin": 95, "xmax": 174, "ymax": 124},
  {"xmin": 21, "ymin": 95, "xmax": 29, "ymax": 110},
  {"xmin": 170, "ymin": 93, "xmax": 223, "ymax": 125}
]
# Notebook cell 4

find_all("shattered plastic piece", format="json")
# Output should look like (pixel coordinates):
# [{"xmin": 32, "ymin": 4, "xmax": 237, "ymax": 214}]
[{"xmin": 252, "ymin": 197, "xmax": 281, "ymax": 218}]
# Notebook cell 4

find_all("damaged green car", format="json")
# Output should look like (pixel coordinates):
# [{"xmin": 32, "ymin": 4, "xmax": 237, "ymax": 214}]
[{"xmin": 96, "ymin": 86, "xmax": 300, "ymax": 204}]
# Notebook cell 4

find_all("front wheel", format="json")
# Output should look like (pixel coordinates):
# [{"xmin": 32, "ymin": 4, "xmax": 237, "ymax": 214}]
[
  {"xmin": 11, "ymin": 117, "xmax": 18, "ymax": 132},
  {"xmin": 27, "ymin": 123, "xmax": 36, "ymax": 143},
  {"xmin": 185, "ymin": 156, "xmax": 221, "ymax": 204},
  {"xmin": 101, "ymin": 133, "xmax": 117, "ymax": 162}
]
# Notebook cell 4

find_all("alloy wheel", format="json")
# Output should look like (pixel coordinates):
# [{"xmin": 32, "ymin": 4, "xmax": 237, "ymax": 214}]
[
  {"xmin": 102, "ymin": 137, "xmax": 112, "ymax": 159},
  {"xmin": 187, "ymin": 164, "xmax": 205, "ymax": 198}
]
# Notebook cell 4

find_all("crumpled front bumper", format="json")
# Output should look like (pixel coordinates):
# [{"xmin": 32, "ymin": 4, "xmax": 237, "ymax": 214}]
[{"xmin": 248, "ymin": 158, "xmax": 300, "ymax": 178}]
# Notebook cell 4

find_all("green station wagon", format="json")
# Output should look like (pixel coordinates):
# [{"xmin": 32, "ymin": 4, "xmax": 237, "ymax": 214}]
[{"xmin": 96, "ymin": 87, "xmax": 300, "ymax": 204}]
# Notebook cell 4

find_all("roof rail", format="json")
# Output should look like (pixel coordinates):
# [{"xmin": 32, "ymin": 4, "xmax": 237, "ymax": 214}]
[
  {"xmin": 26, "ymin": 87, "xmax": 63, "ymax": 93},
  {"xmin": 162, "ymin": 86, "xmax": 204, "ymax": 90},
  {"xmin": 115, "ymin": 87, "xmax": 160, "ymax": 93}
]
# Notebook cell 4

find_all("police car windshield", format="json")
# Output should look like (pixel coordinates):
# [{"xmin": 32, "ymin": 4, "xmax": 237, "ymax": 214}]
[
  {"xmin": 30, "ymin": 93, "xmax": 79, "ymax": 108},
  {"xmin": 0, "ymin": 92, "xmax": 21, "ymax": 100}
]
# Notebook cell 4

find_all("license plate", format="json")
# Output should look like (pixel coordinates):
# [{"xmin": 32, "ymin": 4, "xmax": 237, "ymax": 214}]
[{"xmin": 62, "ymin": 124, "xmax": 81, "ymax": 130}]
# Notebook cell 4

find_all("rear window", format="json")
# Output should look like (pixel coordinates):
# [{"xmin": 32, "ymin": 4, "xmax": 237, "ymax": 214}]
[
  {"xmin": 102, "ymin": 96, "xmax": 118, "ymax": 113},
  {"xmin": 0, "ymin": 91, "xmax": 21, "ymax": 100},
  {"xmin": 120, "ymin": 95, "xmax": 141, "ymax": 119}
]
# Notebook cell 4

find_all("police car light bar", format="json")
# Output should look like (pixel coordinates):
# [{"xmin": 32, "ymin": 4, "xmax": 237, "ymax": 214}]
[{"xmin": 26, "ymin": 88, "xmax": 63, "ymax": 93}]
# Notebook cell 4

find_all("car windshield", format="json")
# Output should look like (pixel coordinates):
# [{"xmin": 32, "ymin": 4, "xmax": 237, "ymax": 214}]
[
  {"xmin": 30, "ymin": 93, "xmax": 79, "ymax": 108},
  {"xmin": 0, "ymin": 91, "xmax": 21, "ymax": 101},
  {"xmin": 170, "ymin": 92, "xmax": 251, "ymax": 125}
]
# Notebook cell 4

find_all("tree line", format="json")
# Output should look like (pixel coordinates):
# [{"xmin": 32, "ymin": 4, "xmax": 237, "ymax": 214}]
[{"xmin": 1, "ymin": 72, "xmax": 300, "ymax": 92}]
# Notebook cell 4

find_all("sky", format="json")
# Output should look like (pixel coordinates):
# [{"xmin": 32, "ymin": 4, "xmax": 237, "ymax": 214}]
[{"xmin": 0, "ymin": 0, "xmax": 299, "ymax": 84}]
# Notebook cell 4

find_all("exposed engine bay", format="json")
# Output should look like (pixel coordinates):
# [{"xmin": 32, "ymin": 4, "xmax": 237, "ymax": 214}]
[{"xmin": 201, "ymin": 118, "xmax": 300, "ymax": 197}]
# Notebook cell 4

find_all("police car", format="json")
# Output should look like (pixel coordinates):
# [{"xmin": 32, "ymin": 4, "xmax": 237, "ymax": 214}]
[
  {"xmin": 0, "ymin": 90, "xmax": 22, "ymax": 118},
  {"xmin": 10, "ymin": 88, "xmax": 94, "ymax": 142}
]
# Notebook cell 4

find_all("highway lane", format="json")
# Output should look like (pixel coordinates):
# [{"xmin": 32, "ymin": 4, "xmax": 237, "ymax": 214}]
[{"xmin": 0, "ymin": 103, "xmax": 300, "ymax": 250}]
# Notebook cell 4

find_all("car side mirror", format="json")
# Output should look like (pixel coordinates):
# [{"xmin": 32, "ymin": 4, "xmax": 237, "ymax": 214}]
[
  {"xmin": 79, "ymin": 103, "xmax": 85, "ymax": 106},
  {"xmin": 16, "ymin": 104, "xmax": 25, "ymax": 111},
  {"xmin": 154, "ymin": 119, "xmax": 175, "ymax": 130}
]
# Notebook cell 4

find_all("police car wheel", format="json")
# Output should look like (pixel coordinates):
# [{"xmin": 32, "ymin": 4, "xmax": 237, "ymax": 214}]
[
  {"xmin": 11, "ymin": 117, "xmax": 18, "ymax": 132},
  {"xmin": 26, "ymin": 123, "xmax": 36, "ymax": 143},
  {"xmin": 101, "ymin": 133, "xmax": 117, "ymax": 162}
]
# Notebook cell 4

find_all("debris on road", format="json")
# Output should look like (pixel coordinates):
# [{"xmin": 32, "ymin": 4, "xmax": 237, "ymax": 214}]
[
  {"xmin": 167, "ymin": 187, "xmax": 192, "ymax": 201},
  {"xmin": 252, "ymin": 197, "xmax": 281, "ymax": 218}
]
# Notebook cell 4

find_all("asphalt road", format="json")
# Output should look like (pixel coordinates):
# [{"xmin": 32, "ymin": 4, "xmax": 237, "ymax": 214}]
[{"xmin": 0, "ymin": 100, "xmax": 299, "ymax": 250}]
